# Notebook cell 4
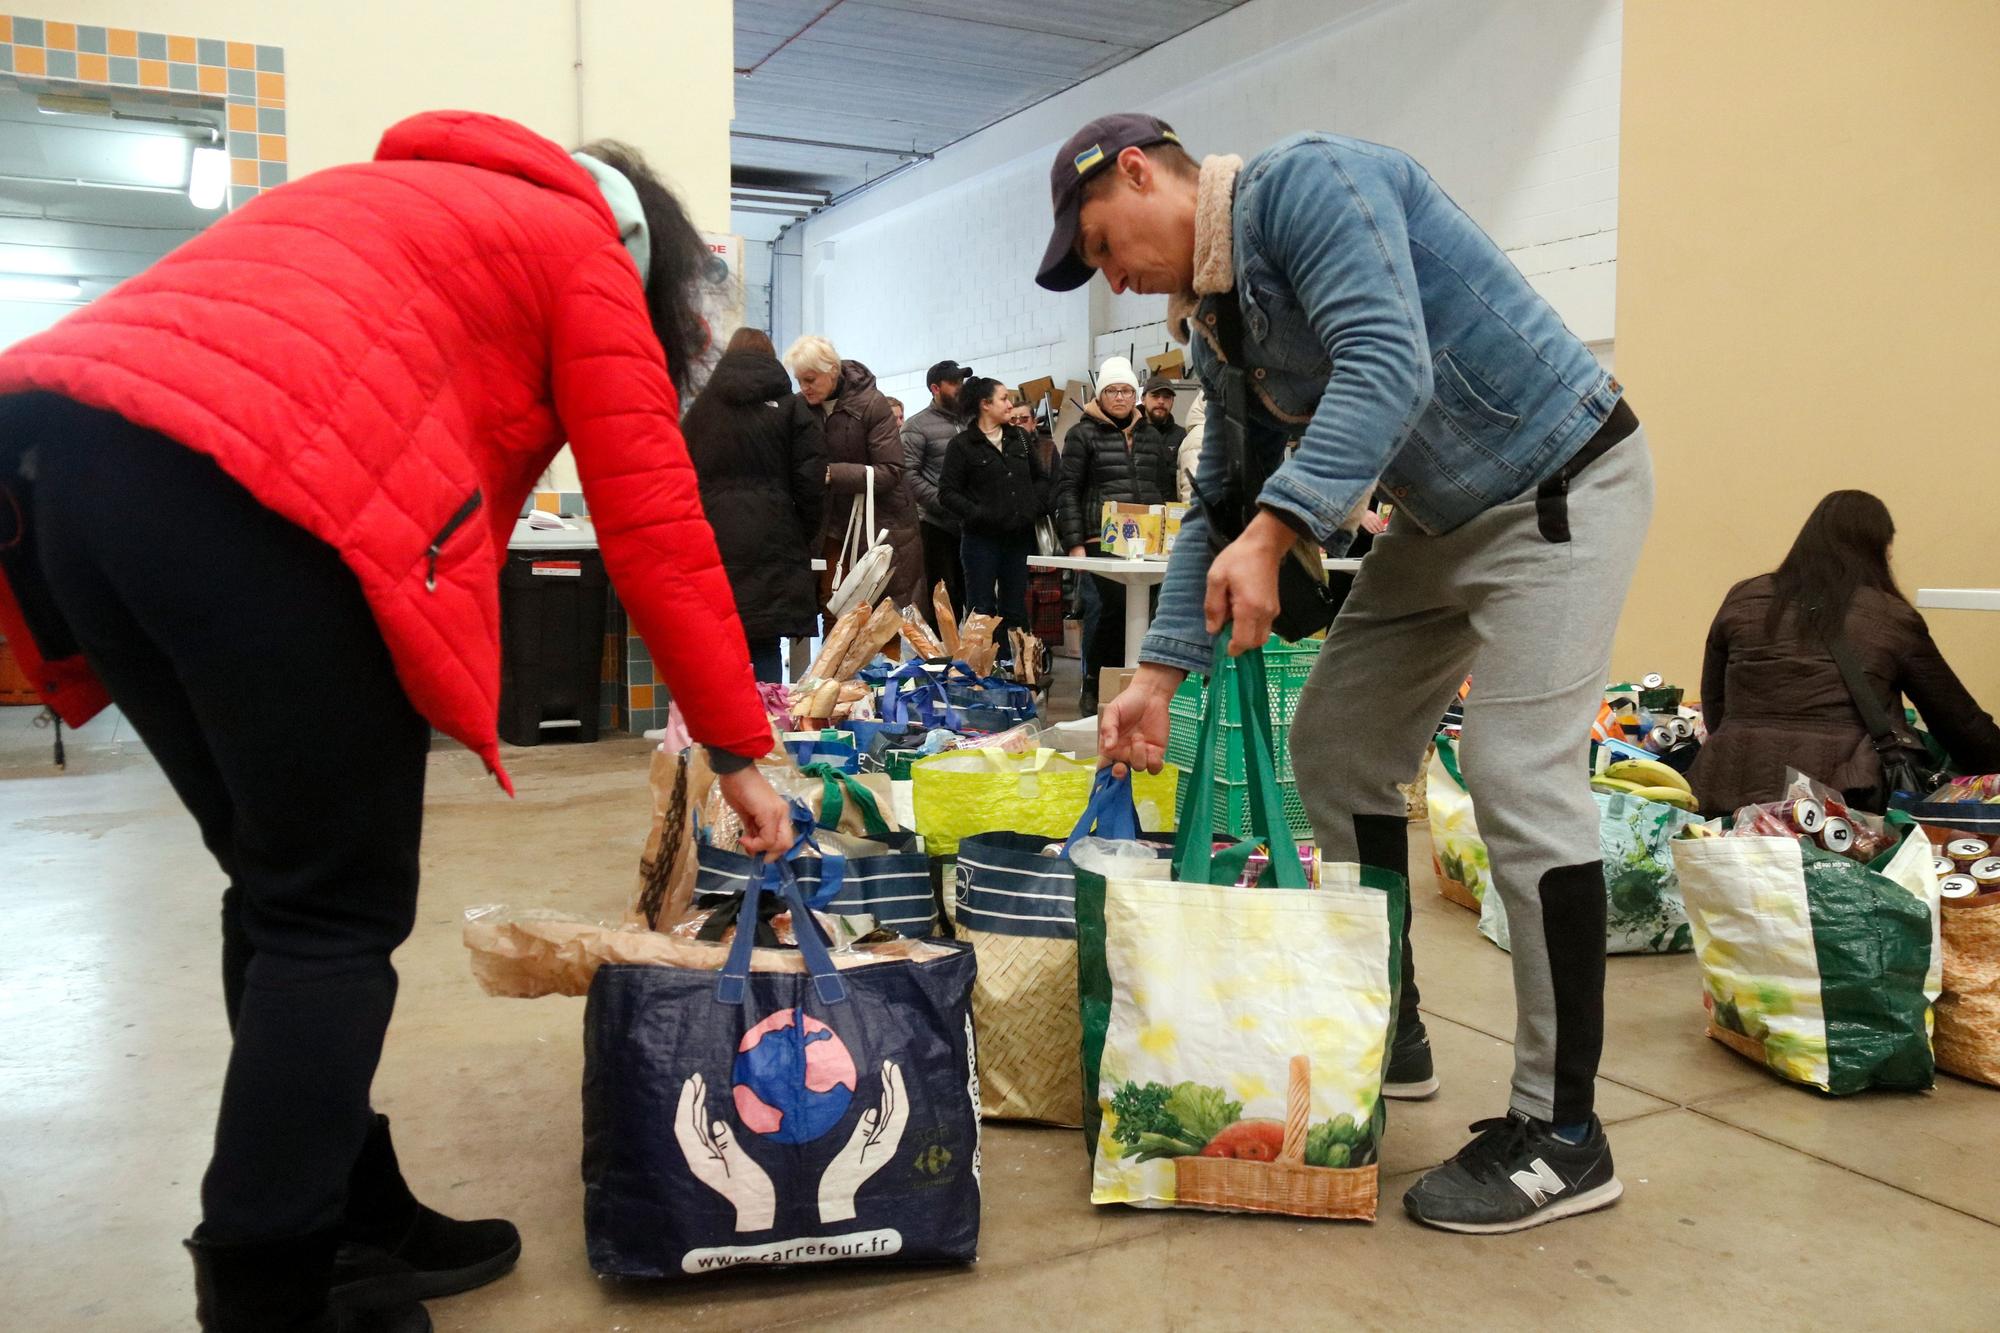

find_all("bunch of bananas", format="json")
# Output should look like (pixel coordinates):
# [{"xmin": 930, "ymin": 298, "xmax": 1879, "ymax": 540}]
[{"xmin": 1592, "ymin": 757, "xmax": 1697, "ymax": 812}]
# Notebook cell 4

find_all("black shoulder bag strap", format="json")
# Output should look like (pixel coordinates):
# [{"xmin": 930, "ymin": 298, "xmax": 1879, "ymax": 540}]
[
  {"xmin": 1825, "ymin": 634, "xmax": 1940, "ymax": 802},
  {"xmin": 1825, "ymin": 636, "xmax": 1902, "ymax": 749},
  {"xmin": 1190, "ymin": 292, "xmax": 1337, "ymax": 641}
]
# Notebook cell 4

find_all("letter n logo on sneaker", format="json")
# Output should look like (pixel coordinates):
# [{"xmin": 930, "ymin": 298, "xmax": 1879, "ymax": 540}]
[{"xmin": 1509, "ymin": 1157, "xmax": 1567, "ymax": 1206}]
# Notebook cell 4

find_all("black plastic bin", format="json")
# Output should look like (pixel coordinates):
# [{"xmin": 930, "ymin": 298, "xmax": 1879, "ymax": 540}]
[{"xmin": 499, "ymin": 546, "xmax": 609, "ymax": 746}]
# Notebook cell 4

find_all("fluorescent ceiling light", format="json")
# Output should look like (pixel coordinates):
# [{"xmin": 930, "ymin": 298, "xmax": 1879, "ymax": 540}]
[
  {"xmin": 188, "ymin": 145, "xmax": 228, "ymax": 210},
  {"xmin": 0, "ymin": 275, "xmax": 84, "ymax": 301}
]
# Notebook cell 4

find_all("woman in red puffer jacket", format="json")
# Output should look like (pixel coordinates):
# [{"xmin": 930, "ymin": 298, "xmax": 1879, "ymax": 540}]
[{"xmin": 0, "ymin": 111, "xmax": 792, "ymax": 1333}]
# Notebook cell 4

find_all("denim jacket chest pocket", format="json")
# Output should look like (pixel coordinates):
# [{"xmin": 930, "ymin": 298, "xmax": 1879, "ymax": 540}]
[{"xmin": 1237, "ymin": 280, "xmax": 1331, "ymax": 424}]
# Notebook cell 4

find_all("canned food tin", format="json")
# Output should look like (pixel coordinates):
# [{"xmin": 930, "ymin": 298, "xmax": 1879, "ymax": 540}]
[
  {"xmin": 1940, "ymin": 874, "xmax": 1981, "ymax": 900},
  {"xmin": 1945, "ymin": 838, "xmax": 1991, "ymax": 864}
]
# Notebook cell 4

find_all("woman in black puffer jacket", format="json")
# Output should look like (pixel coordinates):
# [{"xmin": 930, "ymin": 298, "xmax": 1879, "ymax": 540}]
[
  {"xmin": 682, "ymin": 328, "xmax": 826, "ymax": 680},
  {"xmin": 938, "ymin": 377, "xmax": 1051, "ymax": 652}
]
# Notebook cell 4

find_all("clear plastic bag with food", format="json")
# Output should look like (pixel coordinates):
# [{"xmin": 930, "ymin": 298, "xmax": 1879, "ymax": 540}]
[{"xmin": 1726, "ymin": 770, "xmax": 1896, "ymax": 862}]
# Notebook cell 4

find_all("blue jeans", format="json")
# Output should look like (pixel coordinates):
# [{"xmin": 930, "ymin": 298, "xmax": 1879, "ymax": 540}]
[{"xmin": 960, "ymin": 529, "xmax": 1033, "ymax": 652}]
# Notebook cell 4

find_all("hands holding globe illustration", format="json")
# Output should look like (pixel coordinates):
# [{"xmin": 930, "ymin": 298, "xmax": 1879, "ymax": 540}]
[{"xmin": 676, "ymin": 1008, "xmax": 913, "ymax": 1234}]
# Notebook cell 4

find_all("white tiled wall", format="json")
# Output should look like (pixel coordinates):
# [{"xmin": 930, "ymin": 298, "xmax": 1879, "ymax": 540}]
[{"xmin": 788, "ymin": 0, "xmax": 1622, "ymax": 395}]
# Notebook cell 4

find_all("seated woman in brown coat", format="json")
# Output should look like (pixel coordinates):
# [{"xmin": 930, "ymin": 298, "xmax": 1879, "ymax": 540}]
[{"xmin": 1689, "ymin": 490, "xmax": 2000, "ymax": 815}]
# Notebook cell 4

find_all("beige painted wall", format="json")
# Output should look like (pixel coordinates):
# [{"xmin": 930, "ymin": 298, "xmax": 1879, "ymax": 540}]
[
  {"xmin": 16, "ymin": 1, "xmax": 734, "ymax": 230},
  {"xmin": 1615, "ymin": 0, "xmax": 2000, "ymax": 709}
]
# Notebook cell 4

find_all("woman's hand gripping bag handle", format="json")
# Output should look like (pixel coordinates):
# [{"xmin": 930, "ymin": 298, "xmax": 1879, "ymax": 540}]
[{"xmin": 714, "ymin": 812, "xmax": 850, "ymax": 1008}]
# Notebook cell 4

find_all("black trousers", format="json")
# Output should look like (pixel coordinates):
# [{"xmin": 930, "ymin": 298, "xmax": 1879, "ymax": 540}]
[
  {"xmin": 25, "ymin": 399, "xmax": 431, "ymax": 1242},
  {"xmin": 920, "ymin": 519, "xmax": 964, "ymax": 620},
  {"xmin": 746, "ymin": 636, "xmax": 783, "ymax": 683},
  {"xmin": 960, "ymin": 528, "xmax": 1033, "ymax": 648}
]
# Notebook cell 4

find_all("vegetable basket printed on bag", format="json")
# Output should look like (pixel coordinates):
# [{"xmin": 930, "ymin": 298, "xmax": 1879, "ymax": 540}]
[
  {"xmin": 1673, "ymin": 826, "xmax": 1941, "ymax": 1094},
  {"xmin": 1078, "ymin": 634, "xmax": 1405, "ymax": 1221},
  {"xmin": 953, "ymin": 768, "xmax": 1172, "ymax": 1125},
  {"xmin": 581, "ymin": 841, "xmax": 981, "ymax": 1277}
]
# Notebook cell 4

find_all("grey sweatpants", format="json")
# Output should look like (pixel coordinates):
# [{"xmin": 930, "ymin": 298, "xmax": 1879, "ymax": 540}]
[{"xmin": 1291, "ymin": 428, "xmax": 1654, "ymax": 1123}]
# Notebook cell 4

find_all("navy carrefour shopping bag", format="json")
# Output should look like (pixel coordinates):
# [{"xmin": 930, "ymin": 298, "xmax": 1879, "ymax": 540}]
[{"xmin": 582, "ymin": 852, "xmax": 981, "ymax": 1277}]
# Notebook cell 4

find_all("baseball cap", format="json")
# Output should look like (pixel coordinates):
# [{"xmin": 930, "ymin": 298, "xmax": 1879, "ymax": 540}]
[
  {"xmin": 1035, "ymin": 112, "xmax": 1184, "ymax": 292},
  {"xmin": 1143, "ymin": 372, "xmax": 1178, "ymax": 394},
  {"xmin": 925, "ymin": 359, "xmax": 970, "ymax": 388}
]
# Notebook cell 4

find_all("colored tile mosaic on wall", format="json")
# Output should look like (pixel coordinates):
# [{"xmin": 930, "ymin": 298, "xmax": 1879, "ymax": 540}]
[{"xmin": 0, "ymin": 14, "xmax": 285, "ymax": 211}]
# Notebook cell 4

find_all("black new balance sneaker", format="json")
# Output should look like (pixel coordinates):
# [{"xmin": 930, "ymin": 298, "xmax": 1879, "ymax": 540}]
[
  {"xmin": 1403, "ymin": 1111, "xmax": 1622, "ymax": 1233},
  {"xmin": 1383, "ymin": 1019, "xmax": 1439, "ymax": 1099}
]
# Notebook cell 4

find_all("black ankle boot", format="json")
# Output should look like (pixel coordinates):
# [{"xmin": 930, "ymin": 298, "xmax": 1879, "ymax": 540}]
[
  {"xmin": 187, "ymin": 1229, "xmax": 430, "ymax": 1331},
  {"xmin": 331, "ymin": 1115, "xmax": 521, "ymax": 1309}
]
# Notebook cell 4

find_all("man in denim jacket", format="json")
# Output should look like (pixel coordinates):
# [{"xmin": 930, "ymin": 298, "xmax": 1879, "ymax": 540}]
[{"xmin": 1039, "ymin": 114, "xmax": 1651, "ymax": 1234}]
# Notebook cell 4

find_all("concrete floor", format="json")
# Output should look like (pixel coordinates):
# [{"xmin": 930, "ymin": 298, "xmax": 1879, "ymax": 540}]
[{"xmin": 3, "ymin": 691, "xmax": 1996, "ymax": 1332}]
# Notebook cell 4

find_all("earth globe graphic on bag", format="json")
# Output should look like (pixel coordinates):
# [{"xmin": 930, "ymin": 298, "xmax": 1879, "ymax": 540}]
[{"xmin": 731, "ymin": 1009, "xmax": 858, "ymax": 1144}]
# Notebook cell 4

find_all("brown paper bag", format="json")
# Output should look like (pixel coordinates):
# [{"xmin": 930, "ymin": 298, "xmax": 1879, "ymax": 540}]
[
  {"xmin": 632, "ymin": 745, "xmax": 715, "ymax": 930},
  {"xmin": 933, "ymin": 581, "xmax": 960, "ymax": 657},
  {"xmin": 804, "ymin": 602, "xmax": 870, "ymax": 682}
]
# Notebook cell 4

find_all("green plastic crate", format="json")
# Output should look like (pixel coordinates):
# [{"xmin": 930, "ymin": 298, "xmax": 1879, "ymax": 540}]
[{"xmin": 1165, "ymin": 638, "xmax": 1322, "ymax": 839}]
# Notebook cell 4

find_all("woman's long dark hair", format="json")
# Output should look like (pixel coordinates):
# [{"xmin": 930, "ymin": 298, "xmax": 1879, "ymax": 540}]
[
  {"xmin": 575, "ymin": 139, "xmax": 715, "ymax": 396},
  {"xmin": 1765, "ymin": 489, "xmax": 1905, "ymax": 641}
]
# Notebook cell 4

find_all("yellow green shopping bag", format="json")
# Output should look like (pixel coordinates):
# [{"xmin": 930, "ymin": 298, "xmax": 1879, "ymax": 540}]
[
  {"xmin": 910, "ymin": 747, "xmax": 1178, "ymax": 857},
  {"xmin": 1077, "ymin": 634, "xmax": 1405, "ymax": 1221}
]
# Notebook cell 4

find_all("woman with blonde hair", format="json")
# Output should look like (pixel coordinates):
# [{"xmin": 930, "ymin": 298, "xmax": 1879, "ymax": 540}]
[{"xmin": 783, "ymin": 335, "xmax": 923, "ymax": 614}]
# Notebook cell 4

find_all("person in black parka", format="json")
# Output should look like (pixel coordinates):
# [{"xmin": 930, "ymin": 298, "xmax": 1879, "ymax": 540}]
[
  {"xmin": 938, "ymin": 377, "xmax": 1052, "ymax": 655},
  {"xmin": 682, "ymin": 327, "xmax": 827, "ymax": 681}
]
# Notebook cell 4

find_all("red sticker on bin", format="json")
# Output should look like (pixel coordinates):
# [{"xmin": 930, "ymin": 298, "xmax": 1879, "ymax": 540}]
[{"xmin": 531, "ymin": 561, "xmax": 583, "ymax": 577}]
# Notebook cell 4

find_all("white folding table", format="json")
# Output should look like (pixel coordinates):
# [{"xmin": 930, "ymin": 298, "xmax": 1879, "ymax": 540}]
[{"xmin": 1026, "ymin": 554, "xmax": 1363, "ymax": 667}]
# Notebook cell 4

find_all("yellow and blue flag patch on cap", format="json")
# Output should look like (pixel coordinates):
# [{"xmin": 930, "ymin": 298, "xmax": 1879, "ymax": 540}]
[{"xmin": 1073, "ymin": 143, "xmax": 1106, "ymax": 175}]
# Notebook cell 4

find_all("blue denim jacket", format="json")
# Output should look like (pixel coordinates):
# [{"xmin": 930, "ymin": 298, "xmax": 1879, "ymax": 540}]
[{"xmin": 1141, "ymin": 133, "xmax": 1622, "ymax": 674}]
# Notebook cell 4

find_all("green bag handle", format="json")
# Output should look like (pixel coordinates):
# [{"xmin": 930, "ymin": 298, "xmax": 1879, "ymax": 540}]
[
  {"xmin": 1172, "ymin": 631, "xmax": 1307, "ymax": 888},
  {"xmin": 1434, "ymin": 734, "xmax": 1465, "ymax": 789},
  {"xmin": 799, "ymin": 761, "xmax": 891, "ymax": 837}
]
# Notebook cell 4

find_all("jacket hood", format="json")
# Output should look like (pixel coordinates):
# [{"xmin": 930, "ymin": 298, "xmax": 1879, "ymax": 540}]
[
  {"xmin": 828, "ymin": 359, "xmax": 880, "ymax": 415},
  {"xmin": 375, "ymin": 111, "xmax": 613, "ymax": 230},
  {"xmin": 700, "ymin": 348, "xmax": 794, "ymax": 406},
  {"xmin": 837, "ymin": 359, "xmax": 879, "ymax": 396}
]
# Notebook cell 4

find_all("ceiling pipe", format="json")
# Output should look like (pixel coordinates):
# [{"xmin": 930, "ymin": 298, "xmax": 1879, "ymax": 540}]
[
  {"xmin": 732, "ymin": 187, "xmax": 832, "ymax": 205},
  {"xmin": 731, "ymin": 130, "xmax": 931, "ymax": 161}
]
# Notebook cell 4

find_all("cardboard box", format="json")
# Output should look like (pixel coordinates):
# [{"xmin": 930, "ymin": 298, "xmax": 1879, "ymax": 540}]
[
  {"xmin": 1099, "ymin": 666, "xmax": 1140, "ymax": 708},
  {"xmin": 1100, "ymin": 501, "xmax": 1165, "ymax": 557},
  {"xmin": 1161, "ymin": 502, "xmax": 1189, "ymax": 555},
  {"xmin": 1145, "ymin": 348, "xmax": 1186, "ymax": 380}
]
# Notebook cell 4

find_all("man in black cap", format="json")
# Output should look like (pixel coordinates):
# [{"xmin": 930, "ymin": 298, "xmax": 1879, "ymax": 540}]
[
  {"xmin": 1038, "ymin": 113, "xmax": 1649, "ymax": 1237},
  {"xmin": 902, "ymin": 359, "xmax": 972, "ymax": 618},
  {"xmin": 1141, "ymin": 372, "xmax": 1186, "ymax": 480}
]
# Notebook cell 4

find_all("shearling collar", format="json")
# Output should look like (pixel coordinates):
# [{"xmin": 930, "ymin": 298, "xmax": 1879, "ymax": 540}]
[{"xmin": 1168, "ymin": 153, "xmax": 1243, "ymax": 343}]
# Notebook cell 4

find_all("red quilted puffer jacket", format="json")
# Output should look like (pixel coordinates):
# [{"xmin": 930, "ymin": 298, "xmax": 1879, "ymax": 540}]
[{"xmin": 0, "ymin": 111, "xmax": 772, "ymax": 791}]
